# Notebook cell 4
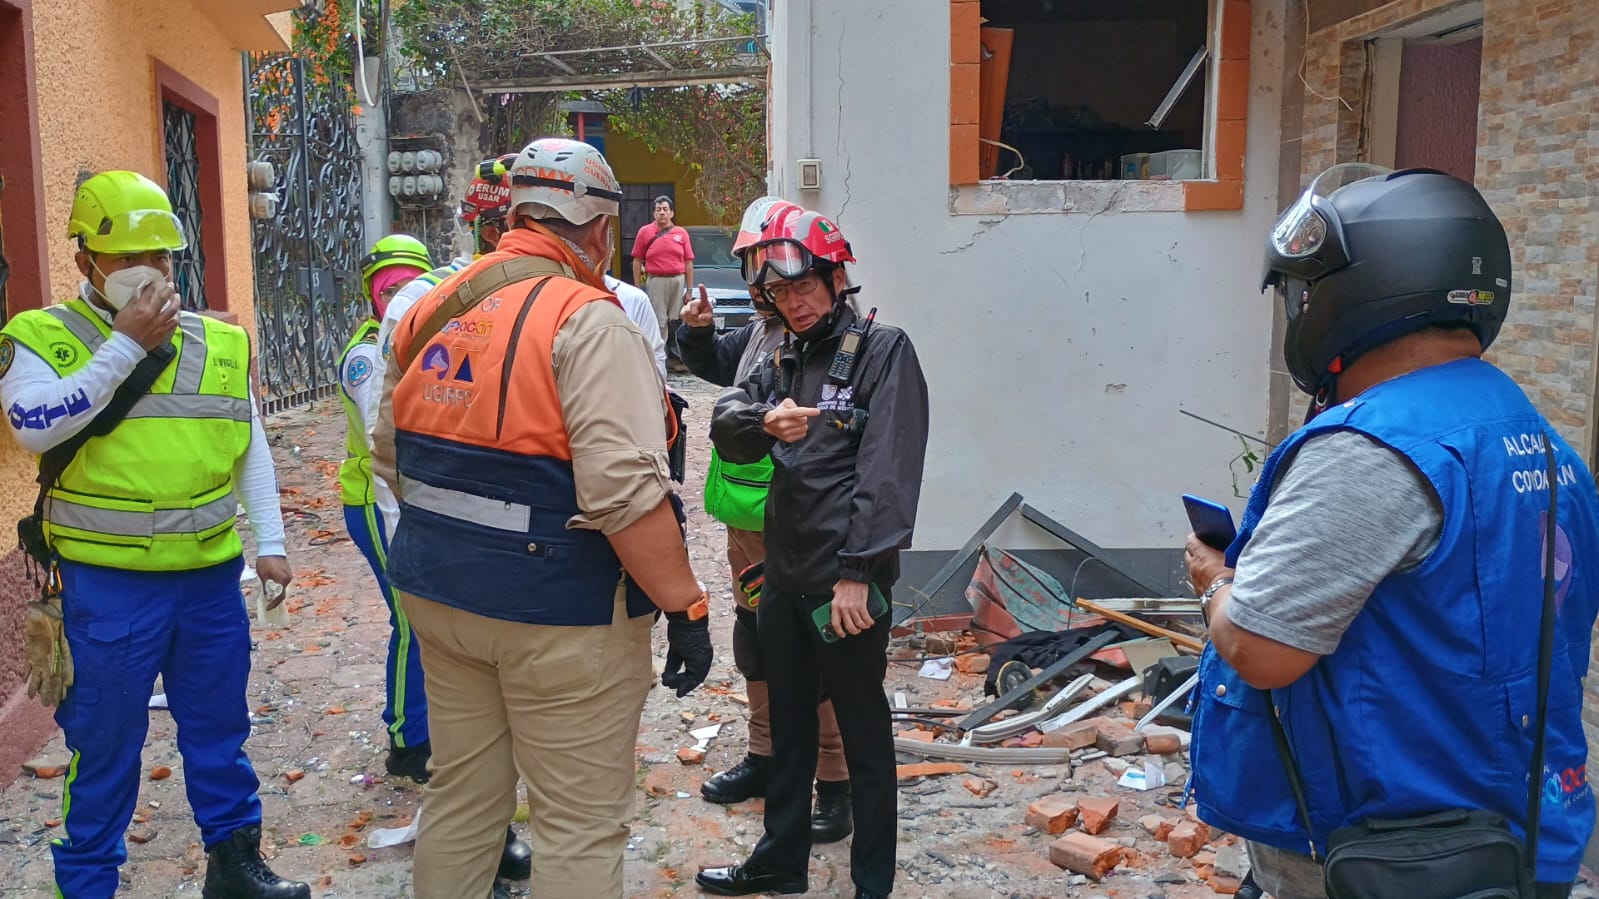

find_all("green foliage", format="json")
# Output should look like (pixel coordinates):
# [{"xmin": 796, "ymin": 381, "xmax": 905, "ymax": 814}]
[
  {"xmin": 602, "ymin": 84, "xmax": 766, "ymax": 225},
  {"xmin": 388, "ymin": 0, "xmax": 766, "ymax": 224}
]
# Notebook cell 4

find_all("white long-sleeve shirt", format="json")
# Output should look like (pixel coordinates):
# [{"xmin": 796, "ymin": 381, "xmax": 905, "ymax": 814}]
[
  {"xmin": 605, "ymin": 274, "xmax": 667, "ymax": 380},
  {"xmin": 0, "ymin": 288, "xmax": 287, "ymax": 557}
]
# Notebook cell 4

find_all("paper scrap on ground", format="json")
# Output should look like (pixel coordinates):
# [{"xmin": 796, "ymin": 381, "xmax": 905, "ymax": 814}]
[
  {"xmin": 1117, "ymin": 760, "xmax": 1168, "ymax": 792},
  {"xmin": 919, "ymin": 658, "xmax": 955, "ymax": 680},
  {"xmin": 149, "ymin": 693, "xmax": 168, "ymax": 710},
  {"xmin": 368, "ymin": 812, "xmax": 420, "ymax": 848}
]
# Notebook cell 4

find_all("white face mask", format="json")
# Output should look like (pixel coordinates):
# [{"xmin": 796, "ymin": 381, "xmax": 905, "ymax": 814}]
[{"xmin": 96, "ymin": 265, "xmax": 167, "ymax": 311}]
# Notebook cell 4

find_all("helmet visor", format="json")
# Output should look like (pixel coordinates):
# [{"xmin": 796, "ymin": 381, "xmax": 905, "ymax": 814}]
[
  {"xmin": 743, "ymin": 238, "xmax": 816, "ymax": 286},
  {"xmin": 82, "ymin": 209, "xmax": 189, "ymax": 254}
]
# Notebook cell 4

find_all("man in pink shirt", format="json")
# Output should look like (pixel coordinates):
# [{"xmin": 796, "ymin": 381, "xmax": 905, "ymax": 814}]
[{"xmin": 631, "ymin": 195, "xmax": 695, "ymax": 367}]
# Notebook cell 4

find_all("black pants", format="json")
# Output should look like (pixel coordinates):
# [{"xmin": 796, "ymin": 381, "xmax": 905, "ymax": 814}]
[{"xmin": 747, "ymin": 584, "xmax": 896, "ymax": 894}]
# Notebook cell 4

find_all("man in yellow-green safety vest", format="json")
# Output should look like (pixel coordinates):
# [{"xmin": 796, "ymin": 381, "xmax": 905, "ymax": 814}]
[
  {"xmin": 0, "ymin": 170, "xmax": 309, "ymax": 899},
  {"xmin": 339, "ymin": 233, "xmax": 433, "ymax": 786}
]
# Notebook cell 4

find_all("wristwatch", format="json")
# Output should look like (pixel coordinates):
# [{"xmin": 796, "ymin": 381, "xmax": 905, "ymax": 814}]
[{"xmin": 1200, "ymin": 576, "xmax": 1234, "ymax": 627}]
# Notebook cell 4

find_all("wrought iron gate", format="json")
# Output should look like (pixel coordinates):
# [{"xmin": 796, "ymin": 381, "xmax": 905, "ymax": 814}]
[
  {"xmin": 162, "ymin": 99, "xmax": 208, "ymax": 311},
  {"xmin": 246, "ymin": 53, "xmax": 367, "ymax": 413}
]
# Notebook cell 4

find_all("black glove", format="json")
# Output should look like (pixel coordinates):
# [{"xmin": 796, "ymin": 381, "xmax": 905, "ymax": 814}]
[{"xmin": 661, "ymin": 611, "xmax": 713, "ymax": 697}]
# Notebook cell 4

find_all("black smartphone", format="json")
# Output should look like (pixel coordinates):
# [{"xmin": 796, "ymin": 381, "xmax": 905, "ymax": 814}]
[{"xmin": 1182, "ymin": 494, "xmax": 1238, "ymax": 550}]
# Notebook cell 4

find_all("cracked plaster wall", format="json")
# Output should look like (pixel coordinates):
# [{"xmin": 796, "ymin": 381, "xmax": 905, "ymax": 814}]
[{"xmin": 768, "ymin": 0, "xmax": 1287, "ymax": 549}]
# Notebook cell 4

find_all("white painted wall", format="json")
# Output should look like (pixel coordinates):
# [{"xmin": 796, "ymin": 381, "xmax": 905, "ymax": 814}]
[{"xmin": 768, "ymin": 0, "xmax": 1285, "ymax": 550}]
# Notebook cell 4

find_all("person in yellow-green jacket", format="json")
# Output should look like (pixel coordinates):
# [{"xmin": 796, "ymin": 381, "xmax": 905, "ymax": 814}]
[
  {"xmin": 340, "ymin": 235, "xmax": 432, "ymax": 772},
  {"xmin": 0, "ymin": 171, "xmax": 309, "ymax": 898}
]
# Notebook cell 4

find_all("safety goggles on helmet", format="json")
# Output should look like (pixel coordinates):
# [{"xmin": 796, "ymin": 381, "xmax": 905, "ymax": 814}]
[{"xmin": 743, "ymin": 238, "xmax": 828, "ymax": 287}]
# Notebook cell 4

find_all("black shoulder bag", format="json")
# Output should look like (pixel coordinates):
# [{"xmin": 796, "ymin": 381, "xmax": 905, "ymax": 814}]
[
  {"xmin": 1268, "ymin": 436, "xmax": 1557, "ymax": 899},
  {"xmin": 17, "ymin": 344, "xmax": 176, "ymax": 578}
]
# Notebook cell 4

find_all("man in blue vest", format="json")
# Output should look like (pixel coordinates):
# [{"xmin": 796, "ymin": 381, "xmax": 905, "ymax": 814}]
[{"xmin": 1184, "ymin": 165, "xmax": 1599, "ymax": 898}]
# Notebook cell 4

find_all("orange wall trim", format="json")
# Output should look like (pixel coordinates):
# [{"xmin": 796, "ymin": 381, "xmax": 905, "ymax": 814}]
[{"xmin": 950, "ymin": 0, "xmax": 1252, "ymax": 212}]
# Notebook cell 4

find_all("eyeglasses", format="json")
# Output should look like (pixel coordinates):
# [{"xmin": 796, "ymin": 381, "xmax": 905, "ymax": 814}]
[{"xmin": 760, "ymin": 274, "xmax": 825, "ymax": 307}]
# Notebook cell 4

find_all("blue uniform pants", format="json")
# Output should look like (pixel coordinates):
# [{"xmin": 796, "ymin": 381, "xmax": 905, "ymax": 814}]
[
  {"xmin": 51, "ymin": 557, "xmax": 261, "ymax": 899},
  {"xmin": 344, "ymin": 504, "xmax": 429, "ymax": 749}
]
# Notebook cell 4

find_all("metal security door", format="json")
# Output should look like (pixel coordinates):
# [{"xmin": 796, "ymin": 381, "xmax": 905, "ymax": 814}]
[
  {"xmin": 163, "ymin": 99, "xmax": 209, "ymax": 311},
  {"xmin": 246, "ymin": 52, "xmax": 367, "ymax": 413}
]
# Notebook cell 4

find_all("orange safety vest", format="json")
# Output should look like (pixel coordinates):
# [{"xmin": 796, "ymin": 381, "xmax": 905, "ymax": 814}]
[{"xmin": 383, "ymin": 229, "xmax": 669, "ymax": 625}]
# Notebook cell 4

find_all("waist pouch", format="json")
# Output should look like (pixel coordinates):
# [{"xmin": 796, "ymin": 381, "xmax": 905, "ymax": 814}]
[
  {"xmin": 1323, "ymin": 809, "xmax": 1532, "ymax": 899},
  {"xmin": 704, "ymin": 448, "xmax": 771, "ymax": 531}
]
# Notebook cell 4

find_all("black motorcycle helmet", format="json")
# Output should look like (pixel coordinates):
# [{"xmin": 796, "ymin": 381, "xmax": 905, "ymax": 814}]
[{"xmin": 1263, "ymin": 164, "xmax": 1511, "ymax": 404}]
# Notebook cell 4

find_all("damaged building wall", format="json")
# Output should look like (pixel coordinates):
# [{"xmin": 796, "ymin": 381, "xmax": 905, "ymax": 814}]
[
  {"xmin": 767, "ymin": 0, "xmax": 1285, "ymax": 558},
  {"xmin": 1284, "ymin": 0, "xmax": 1599, "ymax": 866}
]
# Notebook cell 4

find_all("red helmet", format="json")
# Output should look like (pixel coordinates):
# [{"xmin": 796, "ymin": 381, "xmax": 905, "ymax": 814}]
[
  {"xmin": 458, "ymin": 154, "xmax": 517, "ymax": 226},
  {"xmin": 743, "ymin": 206, "xmax": 856, "ymax": 287}
]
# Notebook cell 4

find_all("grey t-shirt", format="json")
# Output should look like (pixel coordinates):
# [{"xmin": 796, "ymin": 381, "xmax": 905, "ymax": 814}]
[{"xmin": 1226, "ymin": 429, "xmax": 1444, "ymax": 898}]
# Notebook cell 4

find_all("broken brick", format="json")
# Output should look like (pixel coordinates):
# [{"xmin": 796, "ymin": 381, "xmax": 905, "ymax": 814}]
[
  {"xmin": 895, "ymin": 762, "xmax": 966, "ymax": 780},
  {"xmin": 1193, "ymin": 849, "xmax": 1217, "ymax": 867},
  {"xmin": 1144, "ymin": 732, "xmax": 1183, "ymax": 755},
  {"xmin": 676, "ymin": 747, "xmax": 706, "ymax": 766},
  {"xmin": 1140, "ymin": 814, "xmax": 1177, "ymax": 841},
  {"xmin": 1024, "ymin": 796, "xmax": 1079, "ymax": 835},
  {"xmin": 1093, "ymin": 722, "xmax": 1145, "ymax": 757},
  {"xmin": 149, "ymin": 765, "xmax": 172, "ymax": 781},
  {"xmin": 962, "ymin": 777, "xmax": 997, "ymax": 798},
  {"xmin": 1206, "ymin": 871, "xmax": 1243, "ymax": 894},
  {"xmin": 1076, "ymin": 797, "xmax": 1119, "ymax": 835},
  {"xmin": 283, "ymin": 770, "xmax": 306, "ymax": 784},
  {"xmin": 1168, "ymin": 820, "xmax": 1211, "ymax": 858},
  {"xmin": 1048, "ymin": 831, "xmax": 1123, "ymax": 879},
  {"xmin": 1041, "ymin": 720, "xmax": 1101, "ymax": 750},
  {"xmin": 22, "ymin": 757, "xmax": 69, "ymax": 779},
  {"xmin": 955, "ymin": 653, "xmax": 990, "ymax": 674},
  {"xmin": 897, "ymin": 729, "xmax": 936, "ymax": 743}
]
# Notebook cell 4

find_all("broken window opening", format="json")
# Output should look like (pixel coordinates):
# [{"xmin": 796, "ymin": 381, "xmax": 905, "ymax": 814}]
[{"xmin": 980, "ymin": 0, "xmax": 1213, "ymax": 183}]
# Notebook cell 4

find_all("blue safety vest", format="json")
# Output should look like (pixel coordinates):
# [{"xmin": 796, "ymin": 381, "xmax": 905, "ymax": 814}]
[{"xmin": 1191, "ymin": 358, "xmax": 1599, "ymax": 883}]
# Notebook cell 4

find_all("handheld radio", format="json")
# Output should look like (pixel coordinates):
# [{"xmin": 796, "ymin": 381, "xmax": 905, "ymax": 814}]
[{"xmin": 828, "ymin": 307, "xmax": 876, "ymax": 384}]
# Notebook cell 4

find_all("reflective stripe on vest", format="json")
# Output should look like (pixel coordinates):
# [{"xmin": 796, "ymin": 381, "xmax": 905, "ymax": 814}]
[
  {"xmin": 399, "ymin": 476, "xmax": 532, "ymax": 532},
  {"xmin": 1, "ymin": 299, "xmax": 253, "ymax": 571},
  {"xmin": 46, "ymin": 487, "xmax": 238, "ymax": 539}
]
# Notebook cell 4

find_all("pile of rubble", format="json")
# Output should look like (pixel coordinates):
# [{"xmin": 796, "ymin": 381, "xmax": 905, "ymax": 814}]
[{"xmin": 884, "ymin": 624, "xmax": 1251, "ymax": 895}]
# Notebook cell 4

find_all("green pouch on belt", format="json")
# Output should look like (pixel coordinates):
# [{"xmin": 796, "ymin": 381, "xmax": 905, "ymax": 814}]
[{"xmin": 703, "ymin": 448, "xmax": 772, "ymax": 532}]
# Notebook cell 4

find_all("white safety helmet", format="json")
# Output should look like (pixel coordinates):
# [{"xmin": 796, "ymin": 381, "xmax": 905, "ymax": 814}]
[{"xmin": 508, "ymin": 138, "xmax": 623, "ymax": 226}]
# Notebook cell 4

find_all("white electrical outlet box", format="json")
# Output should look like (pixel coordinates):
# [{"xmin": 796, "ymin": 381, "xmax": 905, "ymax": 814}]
[{"xmin": 798, "ymin": 159, "xmax": 822, "ymax": 191}]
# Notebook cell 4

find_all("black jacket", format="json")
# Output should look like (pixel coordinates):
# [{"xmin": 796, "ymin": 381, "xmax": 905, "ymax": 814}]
[
  {"xmin": 677, "ymin": 320, "xmax": 753, "ymax": 387},
  {"xmin": 711, "ymin": 305, "xmax": 929, "ymax": 594}
]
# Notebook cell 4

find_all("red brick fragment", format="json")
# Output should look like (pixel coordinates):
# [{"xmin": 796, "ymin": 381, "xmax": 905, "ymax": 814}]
[
  {"xmin": 1077, "ymin": 796, "xmax": 1120, "ymax": 834},
  {"xmin": 1168, "ymin": 820, "xmax": 1211, "ymax": 858},
  {"xmin": 1048, "ymin": 832, "xmax": 1123, "ymax": 879},
  {"xmin": 1024, "ymin": 796, "xmax": 1079, "ymax": 835}
]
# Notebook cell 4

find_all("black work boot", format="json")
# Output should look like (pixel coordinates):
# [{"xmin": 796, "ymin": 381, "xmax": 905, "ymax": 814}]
[
  {"xmin": 701, "ymin": 754, "xmax": 770, "ymax": 804},
  {"xmin": 498, "ymin": 825, "xmax": 532, "ymax": 881},
  {"xmin": 385, "ymin": 739, "xmax": 431, "ymax": 784},
  {"xmin": 811, "ymin": 779, "xmax": 853, "ymax": 844},
  {"xmin": 202, "ymin": 825, "xmax": 312, "ymax": 899}
]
